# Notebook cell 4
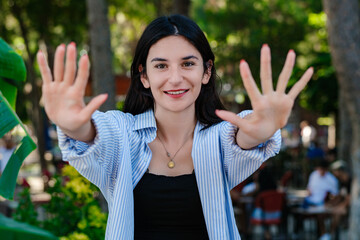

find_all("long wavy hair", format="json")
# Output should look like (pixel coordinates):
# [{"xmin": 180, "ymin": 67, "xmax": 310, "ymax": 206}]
[{"xmin": 123, "ymin": 14, "xmax": 225, "ymax": 128}]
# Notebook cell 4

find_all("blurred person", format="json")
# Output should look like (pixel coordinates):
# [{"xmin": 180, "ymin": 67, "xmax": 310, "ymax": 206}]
[
  {"xmin": 279, "ymin": 170, "xmax": 294, "ymax": 191},
  {"xmin": 251, "ymin": 166, "xmax": 285, "ymax": 240},
  {"xmin": 257, "ymin": 166, "xmax": 277, "ymax": 193},
  {"xmin": 304, "ymin": 158, "xmax": 339, "ymax": 207},
  {"xmin": 300, "ymin": 120, "xmax": 316, "ymax": 148},
  {"xmin": 0, "ymin": 134, "xmax": 16, "ymax": 174},
  {"xmin": 306, "ymin": 140, "xmax": 325, "ymax": 161},
  {"xmin": 326, "ymin": 160, "xmax": 352, "ymax": 240},
  {"xmin": 325, "ymin": 148, "xmax": 337, "ymax": 164},
  {"xmin": 303, "ymin": 158, "xmax": 339, "ymax": 240}
]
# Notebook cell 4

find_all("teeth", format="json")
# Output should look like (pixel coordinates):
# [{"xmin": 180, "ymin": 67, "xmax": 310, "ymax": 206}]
[{"xmin": 166, "ymin": 90, "xmax": 187, "ymax": 95}]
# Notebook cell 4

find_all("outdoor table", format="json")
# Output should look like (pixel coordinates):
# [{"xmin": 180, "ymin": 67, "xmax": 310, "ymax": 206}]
[
  {"xmin": 290, "ymin": 205, "xmax": 333, "ymax": 237},
  {"xmin": 0, "ymin": 213, "xmax": 58, "ymax": 240},
  {"xmin": 285, "ymin": 189, "xmax": 308, "ymax": 207}
]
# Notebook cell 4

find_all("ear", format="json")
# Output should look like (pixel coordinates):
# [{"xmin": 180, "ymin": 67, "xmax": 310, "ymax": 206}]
[
  {"xmin": 202, "ymin": 60, "xmax": 213, "ymax": 84},
  {"xmin": 139, "ymin": 65, "xmax": 150, "ymax": 88}
]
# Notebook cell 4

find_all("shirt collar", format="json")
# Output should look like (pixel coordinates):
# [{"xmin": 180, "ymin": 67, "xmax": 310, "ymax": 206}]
[{"xmin": 133, "ymin": 109, "xmax": 157, "ymax": 131}]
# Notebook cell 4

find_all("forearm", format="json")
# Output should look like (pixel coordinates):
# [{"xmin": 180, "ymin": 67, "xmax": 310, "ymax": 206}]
[
  {"xmin": 60, "ymin": 120, "xmax": 96, "ymax": 143},
  {"xmin": 57, "ymin": 111, "xmax": 125, "ymax": 193},
  {"xmin": 235, "ymin": 130, "xmax": 264, "ymax": 149}
]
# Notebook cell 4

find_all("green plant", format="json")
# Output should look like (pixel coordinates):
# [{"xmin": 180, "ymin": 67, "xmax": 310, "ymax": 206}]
[
  {"xmin": 13, "ymin": 164, "xmax": 108, "ymax": 239},
  {"xmin": 42, "ymin": 165, "xmax": 107, "ymax": 239},
  {"xmin": 12, "ymin": 187, "xmax": 39, "ymax": 226}
]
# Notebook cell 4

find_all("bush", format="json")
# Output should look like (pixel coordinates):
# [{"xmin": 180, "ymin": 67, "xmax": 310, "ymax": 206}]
[
  {"xmin": 13, "ymin": 164, "xmax": 108, "ymax": 239},
  {"xmin": 12, "ymin": 187, "xmax": 39, "ymax": 226}
]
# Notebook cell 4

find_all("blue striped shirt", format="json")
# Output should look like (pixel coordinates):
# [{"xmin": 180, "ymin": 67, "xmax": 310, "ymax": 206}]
[{"xmin": 57, "ymin": 109, "xmax": 281, "ymax": 239}]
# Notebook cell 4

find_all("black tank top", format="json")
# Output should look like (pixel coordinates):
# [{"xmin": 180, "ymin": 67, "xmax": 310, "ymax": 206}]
[{"xmin": 133, "ymin": 171, "xmax": 209, "ymax": 240}]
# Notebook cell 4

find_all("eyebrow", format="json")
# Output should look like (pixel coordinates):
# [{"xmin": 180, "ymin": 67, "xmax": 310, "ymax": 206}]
[{"xmin": 150, "ymin": 55, "xmax": 199, "ymax": 62}]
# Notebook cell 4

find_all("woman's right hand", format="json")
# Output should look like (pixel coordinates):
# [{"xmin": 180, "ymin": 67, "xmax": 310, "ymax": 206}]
[{"xmin": 37, "ymin": 43, "xmax": 108, "ymax": 142}]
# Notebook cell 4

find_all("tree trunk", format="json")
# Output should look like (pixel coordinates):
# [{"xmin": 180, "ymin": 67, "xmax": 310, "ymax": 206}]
[
  {"xmin": 86, "ymin": 0, "xmax": 114, "ymax": 212},
  {"xmin": 11, "ymin": 3, "xmax": 48, "ymax": 174},
  {"xmin": 86, "ymin": 0, "xmax": 115, "ymax": 112},
  {"xmin": 172, "ymin": 0, "xmax": 191, "ymax": 16},
  {"xmin": 322, "ymin": 0, "xmax": 360, "ymax": 238},
  {"xmin": 338, "ymin": 87, "xmax": 352, "ymax": 166}
]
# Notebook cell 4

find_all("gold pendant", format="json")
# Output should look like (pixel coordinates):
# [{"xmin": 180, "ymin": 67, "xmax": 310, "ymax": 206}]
[{"xmin": 167, "ymin": 160, "xmax": 175, "ymax": 169}]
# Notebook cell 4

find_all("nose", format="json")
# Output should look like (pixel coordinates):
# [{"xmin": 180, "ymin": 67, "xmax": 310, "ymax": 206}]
[{"xmin": 168, "ymin": 66, "xmax": 183, "ymax": 85}]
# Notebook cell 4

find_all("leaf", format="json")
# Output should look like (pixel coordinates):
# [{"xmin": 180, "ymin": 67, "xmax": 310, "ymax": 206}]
[
  {"xmin": 0, "ymin": 91, "xmax": 36, "ymax": 199},
  {"xmin": 0, "ymin": 38, "xmax": 26, "ymax": 110}
]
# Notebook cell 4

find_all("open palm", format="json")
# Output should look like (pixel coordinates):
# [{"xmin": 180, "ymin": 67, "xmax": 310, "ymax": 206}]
[
  {"xmin": 216, "ymin": 44, "xmax": 313, "ymax": 149},
  {"xmin": 37, "ymin": 43, "xmax": 107, "ymax": 139}
]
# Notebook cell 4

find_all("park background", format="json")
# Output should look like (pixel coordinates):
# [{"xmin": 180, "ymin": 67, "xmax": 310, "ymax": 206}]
[{"xmin": 0, "ymin": 0, "xmax": 359, "ymax": 239}]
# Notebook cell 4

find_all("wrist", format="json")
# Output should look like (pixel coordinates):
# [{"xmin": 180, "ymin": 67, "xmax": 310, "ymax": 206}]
[
  {"xmin": 235, "ymin": 130, "xmax": 266, "ymax": 149},
  {"xmin": 61, "ymin": 120, "xmax": 96, "ymax": 143}
]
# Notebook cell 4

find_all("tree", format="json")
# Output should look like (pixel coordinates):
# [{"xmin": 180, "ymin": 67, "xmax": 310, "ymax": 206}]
[
  {"xmin": 321, "ymin": 0, "xmax": 360, "ymax": 239},
  {"xmin": 172, "ymin": 0, "xmax": 191, "ymax": 16},
  {"xmin": 1, "ymin": 0, "xmax": 89, "ymax": 175},
  {"xmin": 86, "ymin": 0, "xmax": 116, "ymax": 111}
]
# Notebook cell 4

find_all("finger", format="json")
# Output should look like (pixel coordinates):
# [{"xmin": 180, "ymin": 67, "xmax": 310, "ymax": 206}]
[
  {"xmin": 37, "ymin": 50, "xmax": 53, "ymax": 85},
  {"xmin": 240, "ymin": 60, "xmax": 262, "ymax": 101},
  {"xmin": 73, "ymin": 54, "xmax": 90, "ymax": 92},
  {"xmin": 80, "ymin": 94, "xmax": 108, "ymax": 119},
  {"xmin": 53, "ymin": 44, "xmax": 66, "ymax": 83},
  {"xmin": 260, "ymin": 44, "xmax": 273, "ymax": 94},
  {"xmin": 276, "ymin": 50, "xmax": 296, "ymax": 93},
  {"xmin": 63, "ymin": 42, "xmax": 77, "ymax": 85},
  {"xmin": 288, "ymin": 67, "xmax": 314, "ymax": 99},
  {"xmin": 215, "ymin": 109, "xmax": 247, "ymax": 129}
]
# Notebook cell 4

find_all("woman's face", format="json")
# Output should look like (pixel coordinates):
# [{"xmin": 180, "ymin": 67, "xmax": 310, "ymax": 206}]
[{"xmin": 140, "ymin": 35, "xmax": 210, "ymax": 116}]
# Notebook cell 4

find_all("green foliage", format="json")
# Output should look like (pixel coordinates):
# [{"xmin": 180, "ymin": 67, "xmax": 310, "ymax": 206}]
[
  {"xmin": 42, "ymin": 165, "xmax": 107, "ymax": 239},
  {"xmin": 60, "ymin": 232, "xmax": 90, "ymax": 240},
  {"xmin": 12, "ymin": 187, "xmax": 39, "ymax": 226},
  {"xmin": 1, "ymin": 0, "xmax": 338, "ymax": 118},
  {"xmin": 0, "ymin": 38, "xmax": 27, "ymax": 110},
  {"xmin": 295, "ymin": 12, "xmax": 338, "ymax": 115},
  {"xmin": 13, "ymin": 165, "xmax": 107, "ymax": 239},
  {"xmin": 193, "ymin": 0, "xmax": 309, "ymax": 81},
  {"xmin": 0, "ymin": 0, "xmax": 89, "ymax": 123},
  {"xmin": 191, "ymin": 0, "xmax": 337, "ymax": 116},
  {"xmin": 108, "ymin": 0, "xmax": 158, "ymax": 74}
]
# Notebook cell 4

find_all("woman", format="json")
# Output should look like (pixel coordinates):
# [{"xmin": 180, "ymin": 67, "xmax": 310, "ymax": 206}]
[{"xmin": 37, "ymin": 15, "xmax": 312, "ymax": 239}]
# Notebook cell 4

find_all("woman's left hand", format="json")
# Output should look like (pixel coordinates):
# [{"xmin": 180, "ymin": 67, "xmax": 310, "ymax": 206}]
[{"xmin": 216, "ymin": 44, "xmax": 313, "ymax": 149}]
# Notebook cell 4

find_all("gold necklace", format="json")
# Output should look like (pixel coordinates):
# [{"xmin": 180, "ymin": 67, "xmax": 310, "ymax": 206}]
[{"xmin": 157, "ymin": 131, "xmax": 193, "ymax": 169}]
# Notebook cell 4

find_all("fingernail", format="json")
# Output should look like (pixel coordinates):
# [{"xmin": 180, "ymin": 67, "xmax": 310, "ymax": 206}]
[
  {"xmin": 289, "ymin": 49, "xmax": 294, "ymax": 53},
  {"xmin": 262, "ymin": 43, "xmax": 268, "ymax": 48},
  {"xmin": 240, "ymin": 59, "xmax": 246, "ymax": 64},
  {"xmin": 57, "ymin": 44, "xmax": 65, "ymax": 50},
  {"xmin": 70, "ymin": 42, "xmax": 76, "ymax": 47}
]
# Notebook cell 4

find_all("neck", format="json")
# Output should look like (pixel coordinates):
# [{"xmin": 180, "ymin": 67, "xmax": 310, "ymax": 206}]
[{"xmin": 155, "ymin": 108, "xmax": 196, "ymax": 144}]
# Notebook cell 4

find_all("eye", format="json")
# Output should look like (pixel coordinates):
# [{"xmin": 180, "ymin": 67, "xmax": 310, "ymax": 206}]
[
  {"xmin": 182, "ymin": 61, "xmax": 195, "ymax": 67},
  {"xmin": 155, "ymin": 63, "xmax": 167, "ymax": 69}
]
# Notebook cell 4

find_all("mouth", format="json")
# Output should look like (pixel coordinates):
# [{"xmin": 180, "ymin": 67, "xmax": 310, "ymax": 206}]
[{"xmin": 164, "ymin": 89, "xmax": 189, "ymax": 95}]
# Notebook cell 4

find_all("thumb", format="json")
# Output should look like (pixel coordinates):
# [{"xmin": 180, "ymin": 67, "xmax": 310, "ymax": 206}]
[
  {"xmin": 215, "ymin": 110, "xmax": 247, "ymax": 129},
  {"xmin": 81, "ymin": 93, "xmax": 108, "ymax": 118}
]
